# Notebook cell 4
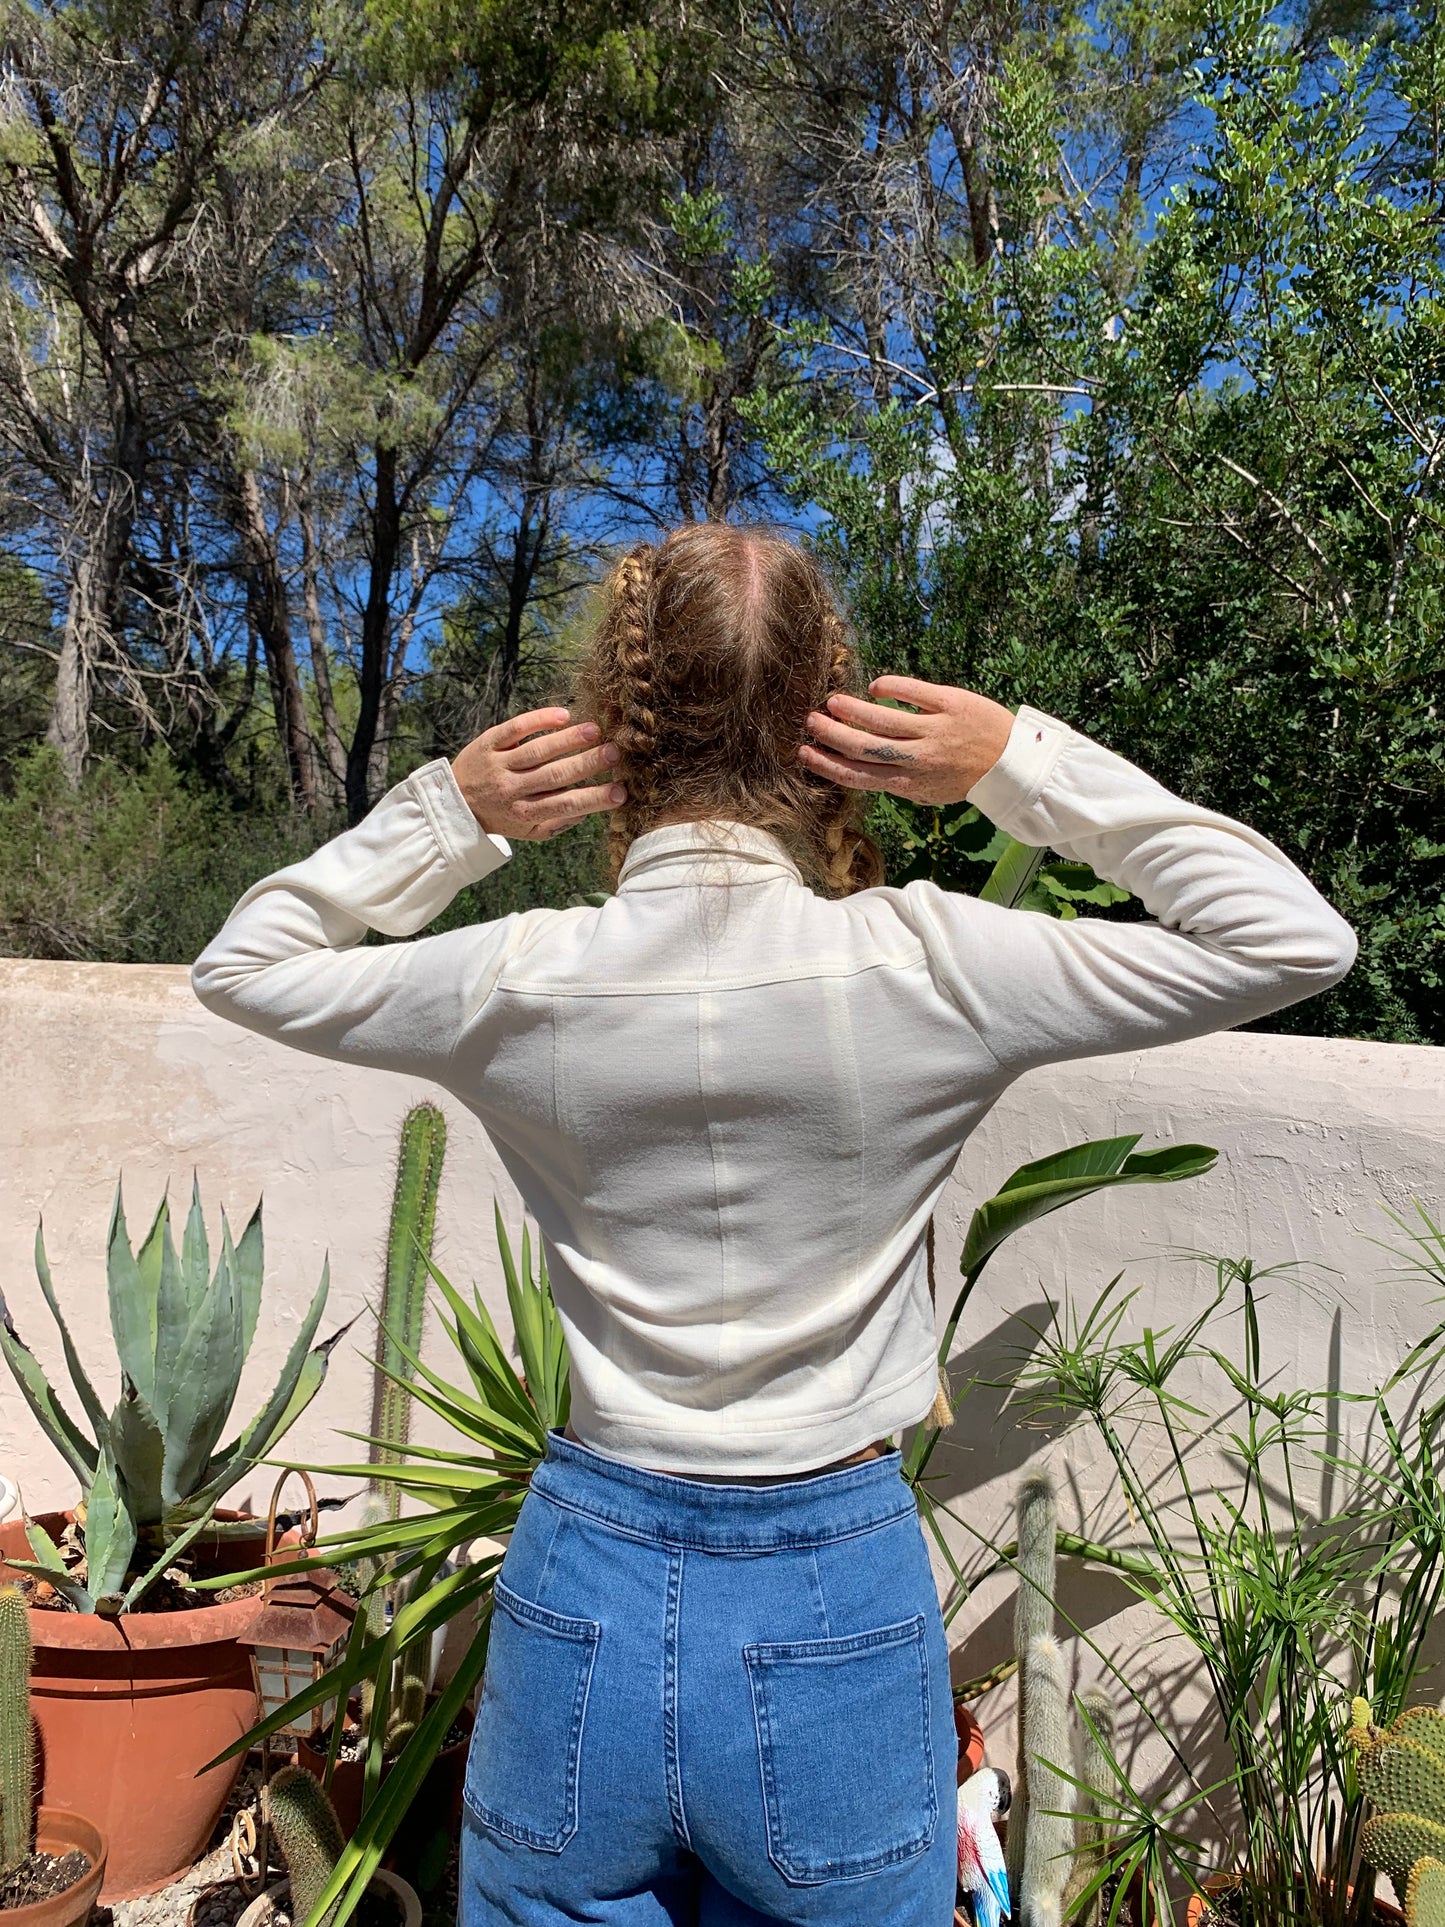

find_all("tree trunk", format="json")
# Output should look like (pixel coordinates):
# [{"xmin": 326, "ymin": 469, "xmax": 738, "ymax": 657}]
[
  {"xmin": 299, "ymin": 493, "xmax": 345, "ymax": 799},
  {"xmin": 347, "ymin": 445, "xmax": 401, "ymax": 825},
  {"xmin": 235, "ymin": 468, "xmax": 317, "ymax": 810},
  {"xmin": 45, "ymin": 556, "xmax": 100, "ymax": 784}
]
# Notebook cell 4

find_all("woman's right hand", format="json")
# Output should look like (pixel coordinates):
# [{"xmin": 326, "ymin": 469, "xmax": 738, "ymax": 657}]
[
  {"xmin": 799, "ymin": 677, "xmax": 1016, "ymax": 805},
  {"xmin": 452, "ymin": 708, "xmax": 627, "ymax": 840}
]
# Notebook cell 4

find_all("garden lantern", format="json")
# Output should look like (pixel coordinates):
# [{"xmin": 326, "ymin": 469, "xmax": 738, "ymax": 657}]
[{"xmin": 238, "ymin": 1471, "xmax": 358, "ymax": 1740}]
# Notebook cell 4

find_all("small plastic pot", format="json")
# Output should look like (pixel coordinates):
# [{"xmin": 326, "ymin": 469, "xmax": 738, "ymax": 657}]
[{"xmin": 0, "ymin": 1807, "xmax": 107, "ymax": 1927}]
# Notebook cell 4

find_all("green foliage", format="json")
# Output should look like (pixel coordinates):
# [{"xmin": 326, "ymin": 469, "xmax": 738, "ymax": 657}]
[
  {"xmin": 267, "ymin": 1766, "xmax": 347, "ymax": 1927},
  {"xmin": 370, "ymin": 1105, "xmax": 447, "ymax": 1521},
  {"xmin": 0, "ymin": 1181, "xmax": 336, "ymax": 1613},
  {"xmin": 871, "ymin": 795, "xmax": 1130, "ymax": 920},
  {"xmin": 0, "ymin": 1587, "xmax": 33, "ymax": 1877}
]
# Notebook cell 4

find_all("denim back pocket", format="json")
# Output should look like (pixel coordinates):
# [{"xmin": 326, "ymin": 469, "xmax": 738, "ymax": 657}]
[
  {"xmin": 744, "ymin": 1613, "xmax": 936, "ymax": 1885},
  {"xmin": 464, "ymin": 1577, "xmax": 601, "ymax": 1852}
]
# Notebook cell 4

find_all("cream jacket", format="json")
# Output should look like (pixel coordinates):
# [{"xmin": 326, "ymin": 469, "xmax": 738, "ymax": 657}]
[{"xmin": 192, "ymin": 707, "xmax": 1356, "ymax": 1474}]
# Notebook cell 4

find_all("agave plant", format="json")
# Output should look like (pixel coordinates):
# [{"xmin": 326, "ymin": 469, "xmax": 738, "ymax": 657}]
[{"xmin": 0, "ymin": 1178, "xmax": 340, "ymax": 1614}]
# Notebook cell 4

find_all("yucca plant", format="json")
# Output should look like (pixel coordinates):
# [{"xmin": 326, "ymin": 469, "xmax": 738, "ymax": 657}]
[
  {"xmin": 203, "ymin": 1203, "xmax": 565, "ymax": 1927},
  {"xmin": 0, "ymin": 1179, "xmax": 340, "ymax": 1614}
]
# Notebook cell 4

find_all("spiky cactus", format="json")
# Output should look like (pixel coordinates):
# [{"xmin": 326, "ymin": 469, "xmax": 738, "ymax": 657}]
[
  {"xmin": 1007, "ymin": 1471, "xmax": 1059, "ymax": 1910},
  {"xmin": 266, "ymin": 1766, "xmax": 347, "ymax": 1927},
  {"xmin": 1354, "ymin": 1699, "xmax": 1445, "ymax": 1903},
  {"xmin": 1063, "ymin": 1686, "xmax": 1118, "ymax": 1927},
  {"xmin": 0, "ymin": 1587, "xmax": 33, "ymax": 1876},
  {"xmin": 370, "ymin": 1105, "xmax": 446, "ymax": 1521}
]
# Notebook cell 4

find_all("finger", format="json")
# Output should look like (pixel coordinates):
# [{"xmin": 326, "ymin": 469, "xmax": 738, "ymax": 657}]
[
  {"xmin": 805, "ymin": 707, "xmax": 923, "ymax": 768},
  {"xmin": 867, "ymin": 675, "xmax": 958, "ymax": 713},
  {"xmin": 507, "ymin": 719, "xmax": 603, "ymax": 772},
  {"xmin": 482, "ymin": 706, "xmax": 573, "ymax": 752},
  {"xmin": 523, "ymin": 781, "xmax": 627, "ymax": 832},
  {"xmin": 822, "ymin": 691, "xmax": 928, "ymax": 738},
  {"xmin": 514, "ymin": 742, "xmax": 620, "ymax": 795},
  {"xmin": 798, "ymin": 742, "xmax": 909, "ymax": 793}
]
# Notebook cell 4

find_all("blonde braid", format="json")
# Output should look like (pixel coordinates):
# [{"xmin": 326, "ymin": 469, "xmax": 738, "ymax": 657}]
[
  {"xmin": 818, "ymin": 612, "xmax": 885, "ymax": 896},
  {"xmin": 608, "ymin": 544, "xmax": 660, "ymax": 880}
]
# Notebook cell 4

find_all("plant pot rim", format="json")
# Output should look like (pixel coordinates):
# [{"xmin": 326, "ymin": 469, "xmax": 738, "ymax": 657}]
[
  {"xmin": 1187, "ymin": 1870, "xmax": 1405, "ymax": 1927},
  {"xmin": 0, "ymin": 1806, "xmax": 108, "ymax": 1927},
  {"xmin": 237, "ymin": 1868, "xmax": 421, "ymax": 1927},
  {"xmin": 5, "ymin": 1511, "xmax": 265, "ymax": 1651}
]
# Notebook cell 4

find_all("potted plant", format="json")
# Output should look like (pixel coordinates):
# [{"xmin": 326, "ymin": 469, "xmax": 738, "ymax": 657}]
[
  {"xmin": 0, "ymin": 1584, "xmax": 106, "ymax": 1927},
  {"xmin": 0, "ymin": 1179, "xmax": 342, "ymax": 1899},
  {"xmin": 239, "ymin": 1768, "xmax": 419, "ymax": 1927}
]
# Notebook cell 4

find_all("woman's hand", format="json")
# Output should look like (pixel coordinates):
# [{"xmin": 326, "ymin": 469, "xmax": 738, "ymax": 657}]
[
  {"xmin": 451, "ymin": 708, "xmax": 626, "ymax": 840},
  {"xmin": 799, "ymin": 677, "xmax": 1015, "ymax": 804}
]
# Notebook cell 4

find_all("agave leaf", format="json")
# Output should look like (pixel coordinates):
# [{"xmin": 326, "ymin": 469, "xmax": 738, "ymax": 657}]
[
  {"xmin": 0, "ymin": 1289, "xmax": 99, "ymax": 1484},
  {"xmin": 33, "ymin": 1222, "xmax": 107, "ymax": 1439},
  {"xmin": 84, "ymin": 1448, "xmax": 138, "ymax": 1613},
  {"xmin": 18, "ymin": 1521, "xmax": 92, "ymax": 1612},
  {"xmin": 181, "ymin": 1175, "xmax": 210, "ymax": 1319},
  {"xmin": 152, "ymin": 1208, "xmax": 190, "ymax": 1426},
  {"xmin": 230, "ymin": 1203, "xmax": 264, "ymax": 1364},
  {"xmin": 107, "ymin": 1187, "xmax": 159, "ymax": 1407},
  {"xmin": 161, "ymin": 1217, "xmax": 247, "ymax": 1506},
  {"xmin": 134, "ymin": 1193, "xmax": 170, "ymax": 1376},
  {"xmin": 110, "ymin": 1377, "xmax": 165, "ymax": 1527},
  {"xmin": 189, "ymin": 1265, "xmax": 333, "ymax": 1509}
]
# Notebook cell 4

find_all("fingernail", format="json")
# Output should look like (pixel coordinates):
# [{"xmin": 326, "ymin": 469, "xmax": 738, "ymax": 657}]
[
  {"xmin": 610, "ymin": 785, "xmax": 627, "ymax": 804},
  {"xmin": 580, "ymin": 721, "xmax": 599, "ymax": 741},
  {"xmin": 602, "ymin": 744, "xmax": 620, "ymax": 765}
]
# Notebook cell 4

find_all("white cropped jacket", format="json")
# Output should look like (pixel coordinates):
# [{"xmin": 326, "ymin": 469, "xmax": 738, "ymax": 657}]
[{"xmin": 192, "ymin": 707, "xmax": 1356, "ymax": 1474}]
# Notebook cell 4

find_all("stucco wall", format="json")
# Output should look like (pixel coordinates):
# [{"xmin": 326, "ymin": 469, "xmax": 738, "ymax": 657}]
[{"xmin": 3, "ymin": 957, "xmax": 1441, "ymax": 1818}]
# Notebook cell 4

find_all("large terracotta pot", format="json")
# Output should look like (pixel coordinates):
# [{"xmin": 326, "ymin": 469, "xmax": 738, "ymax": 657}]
[
  {"xmin": 0, "ymin": 1513, "xmax": 264, "ymax": 1902},
  {"xmin": 0, "ymin": 1808, "xmax": 107, "ymax": 1927}
]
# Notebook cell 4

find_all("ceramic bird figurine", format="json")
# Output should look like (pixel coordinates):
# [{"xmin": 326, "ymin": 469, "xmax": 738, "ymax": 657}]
[{"xmin": 957, "ymin": 1766, "xmax": 1013, "ymax": 1927}]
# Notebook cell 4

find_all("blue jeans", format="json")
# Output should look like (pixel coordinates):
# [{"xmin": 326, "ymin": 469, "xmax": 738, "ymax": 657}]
[{"xmin": 459, "ymin": 1432, "xmax": 957, "ymax": 1926}]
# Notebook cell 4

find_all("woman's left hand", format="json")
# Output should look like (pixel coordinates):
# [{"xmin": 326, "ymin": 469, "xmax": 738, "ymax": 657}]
[
  {"xmin": 799, "ymin": 677, "xmax": 1015, "ymax": 804},
  {"xmin": 451, "ymin": 708, "xmax": 627, "ymax": 840}
]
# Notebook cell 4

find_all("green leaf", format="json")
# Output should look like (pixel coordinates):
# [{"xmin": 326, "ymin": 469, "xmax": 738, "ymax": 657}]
[
  {"xmin": 110, "ymin": 1378, "xmax": 165, "ymax": 1527},
  {"xmin": 160, "ymin": 1225, "xmax": 245, "ymax": 1507},
  {"xmin": 33, "ymin": 1222, "xmax": 107, "ymax": 1439},
  {"xmin": 978, "ymin": 836, "xmax": 1049, "ymax": 909},
  {"xmin": 152, "ymin": 1206, "xmax": 190, "ymax": 1419},
  {"xmin": 959, "ymin": 1137, "xmax": 1219, "ymax": 1276},
  {"xmin": 0, "ymin": 1290, "xmax": 99, "ymax": 1485},
  {"xmin": 18, "ymin": 1522, "xmax": 92, "ymax": 1612},
  {"xmin": 107, "ymin": 1186, "xmax": 160, "ymax": 1407},
  {"xmin": 84, "ymin": 1448, "xmax": 138, "ymax": 1612},
  {"xmin": 230, "ymin": 1202, "xmax": 264, "ymax": 1364}
]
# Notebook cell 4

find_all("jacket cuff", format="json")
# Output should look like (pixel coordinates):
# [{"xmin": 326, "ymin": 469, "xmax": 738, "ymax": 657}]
[
  {"xmin": 406, "ymin": 759, "xmax": 512, "ymax": 883},
  {"xmin": 965, "ymin": 706, "xmax": 1074, "ymax": 835}
]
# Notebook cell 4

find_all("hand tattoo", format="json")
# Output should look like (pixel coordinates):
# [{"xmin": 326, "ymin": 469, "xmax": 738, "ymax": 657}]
[{"xmin": 864, "ymin": 743, "xmax": 917, "ymax": 765}]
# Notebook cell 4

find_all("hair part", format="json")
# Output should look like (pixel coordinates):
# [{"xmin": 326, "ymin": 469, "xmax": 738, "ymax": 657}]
[{"xmin": 574, "ymin": 523, "xmax": 885, "ymax": 896}]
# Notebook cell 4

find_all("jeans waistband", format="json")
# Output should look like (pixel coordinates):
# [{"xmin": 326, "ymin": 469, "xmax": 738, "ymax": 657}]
[{"xmin": 528, "ymin": 1429, "xmax": 917, "ymax": 1552}]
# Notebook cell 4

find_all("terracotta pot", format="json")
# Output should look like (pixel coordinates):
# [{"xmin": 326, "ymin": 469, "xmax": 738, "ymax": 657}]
[
  {"xmin": 0, "ymin": 1512, "xmax": 263, "ymax": 1902},
  {"xmin": 237, "ymin": 1870, "xmax": 420, "ymax": 1927},
  {"xmin": 1185, "ymin": 1874, "xmax": 1405, "ymax": 1927},
  {"xmin": 955, "ymin": 1700, "xmax": 986, "ymax": 1781},
  {"xmin": 0, "ymin": 1807, "xmax": 107, "ymax": 1927}
]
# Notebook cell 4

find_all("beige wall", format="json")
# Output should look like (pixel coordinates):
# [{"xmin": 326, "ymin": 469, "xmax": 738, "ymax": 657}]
[{"xmin": 3, "ymin": 958, "xmax": 1442, "ymax": 1812}]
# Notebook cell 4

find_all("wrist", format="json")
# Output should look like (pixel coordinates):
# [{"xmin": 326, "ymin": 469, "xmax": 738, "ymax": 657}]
[{"xmin": 959, "ymin": 697, "xmax": 1016, "ymax": 798}]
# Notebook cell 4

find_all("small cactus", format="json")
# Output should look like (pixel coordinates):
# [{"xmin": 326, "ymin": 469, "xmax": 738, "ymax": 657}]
[
  {"xmin": 0, "ymin": 1587, "xmax": 33, "ymax": 1876},
  {"xmin": 1007, "ymin": 1471, "xmax": 1059, "ymax": 1909},
  {"xmin": 266, "ymin": 1766, "xmax": 346, "ymax": 1927},
  {"xmin": 1355, "ymin": 1703, "xmax": 1445, "ymax": 1906}
]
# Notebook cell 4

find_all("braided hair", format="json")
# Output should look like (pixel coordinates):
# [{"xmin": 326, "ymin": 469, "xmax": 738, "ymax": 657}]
[{"xmin": 575, "ymin": 523, "xmax": 884, "ymax": 896}]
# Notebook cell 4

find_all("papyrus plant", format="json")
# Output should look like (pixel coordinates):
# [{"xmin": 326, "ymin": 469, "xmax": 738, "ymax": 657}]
[{"xmin": 0, "ymin": 1179, "xmax": 340, "ymax": 1613}]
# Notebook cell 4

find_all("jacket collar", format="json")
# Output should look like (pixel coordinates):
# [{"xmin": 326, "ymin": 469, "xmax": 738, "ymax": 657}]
[{"xmin": 617, "ymin": 821, "xmax": 805, "ymax": 893}]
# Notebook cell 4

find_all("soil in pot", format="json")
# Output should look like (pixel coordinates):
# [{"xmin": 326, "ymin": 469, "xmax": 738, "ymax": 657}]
[
  {"xmin": 0, "ymin": 1852, "xmax": 88, "ymax": 1910},
  {"xmin": 0, "ymin": 1511, "xmax": 264, "ymax": 1902},
  {"xmin": 0, "ymin": 1808, "xmax": 107, "ymax": 1927}
]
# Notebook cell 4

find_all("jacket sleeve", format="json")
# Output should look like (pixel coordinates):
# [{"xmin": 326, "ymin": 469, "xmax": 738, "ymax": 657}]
[
  {"xmin": 190, "ymin": 759, "xmax": 516, "ymax": 1076},
  {"xmin": 905, "ymin": 706, "xmax": 1357, "ymax": 1074}
]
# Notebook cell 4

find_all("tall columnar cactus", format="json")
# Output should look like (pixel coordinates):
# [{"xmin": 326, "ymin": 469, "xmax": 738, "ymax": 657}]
[
  {"xmin": 1006, "ymin": 1471, "xmax": 1059, "ymax": 1909},
  {"xmin": 369, "ymin": 1105, "xmax": 447, "ymax": 1521},
  {"xmin": 0, "ymin": 1180, "xmax": 336, "ymax": 1614},
  {"xmin": 1353, "ymin": 1698, "xmax": 1445, "ymax": 1904},
  {"xmin": 0, "ymin": 1587, "xmax": 33, "ymax": 1876},
  {"xmin": 266, "ymin": 1765, "xmax": 347, "ymax": 1927},
  {"xmin": 1018, "ymin": 1634, "xmax": 1075, "ymax": 1927},
  {"xmin": 1064, "ymin": 1686, "xmax": 1119, "ymax": 1927}
]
